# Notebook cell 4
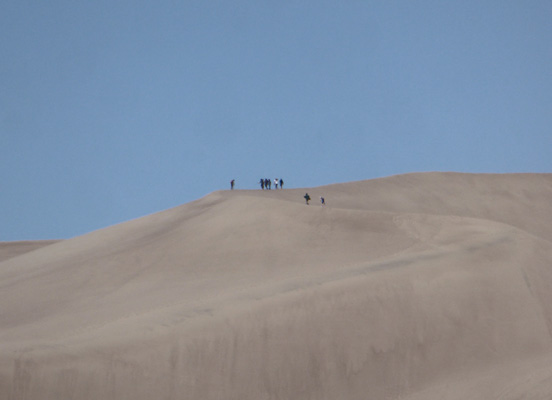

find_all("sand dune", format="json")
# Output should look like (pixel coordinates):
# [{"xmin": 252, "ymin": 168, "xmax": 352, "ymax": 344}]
[
  {"xmin": 0, "ymin": 240, "xmax": 60, "ymax": 263},
  {"xmin": 1, "ymin": 172, "xmax": 552, "ymax": 399}
]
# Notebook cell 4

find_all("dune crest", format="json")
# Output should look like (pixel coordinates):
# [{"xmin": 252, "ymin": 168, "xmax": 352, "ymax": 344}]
[{"xmin": 1, "ymin": 172, "xmax": 552, "ymax": 399}]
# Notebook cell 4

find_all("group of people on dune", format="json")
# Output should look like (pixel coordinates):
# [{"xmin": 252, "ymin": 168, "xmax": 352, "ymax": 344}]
[
  {"xmin": 229, "ymin": 179, "xmax": 325, "ymax": 206},
  {"xmin": 229, "ymin": 178, "xmax": 284, "ymax": 190},
  {"xmin": 259, "ymin": 178, "xmax": 283, "ymax": 190}
]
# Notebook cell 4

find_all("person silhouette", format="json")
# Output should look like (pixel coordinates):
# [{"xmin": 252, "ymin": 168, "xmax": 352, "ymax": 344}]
[
  {"xmin": 304, "ymin": 193, "xmax": 311, "ymax": 205},
  {"xmin": 230, "ymin": 179, "xmax": 235, "ymax": 190}
]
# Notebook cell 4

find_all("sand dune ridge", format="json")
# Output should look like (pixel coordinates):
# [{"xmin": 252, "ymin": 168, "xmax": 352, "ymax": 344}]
[{"xmin": 1, "ymin": 172, "xmax": 552, "ymax": 399}]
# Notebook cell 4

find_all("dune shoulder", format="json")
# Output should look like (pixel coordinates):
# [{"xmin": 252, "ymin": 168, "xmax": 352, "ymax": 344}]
[{"xmin": 0, "ymin": 240, "xmax": 61, "ymax": 263}]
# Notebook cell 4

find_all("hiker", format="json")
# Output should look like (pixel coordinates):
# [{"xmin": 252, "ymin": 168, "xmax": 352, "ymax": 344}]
[
  {"xmin": 260, "ymin": 178, "xmax": 265, "ymax": 190},
  {"xmin": 274, "ymin": 178, "xmax": 279, "ymax": 189},
  {"xmin": 266, "ymin": 179, "xmax": 271, "ymax": 190},
  {"xmin": 230, "ymin": 179, "xmax": 235, "ymax": 190},
  {"xmin": 320, "ymin": 196, "xmax": 325, "ymax": 206},
  {"xmin": 304, "ymin": 193, "xmax": 311, "ymax": 205},
  {"xmin": 280, "ymin": 178, "xmax": 284, "ymax": 189}
]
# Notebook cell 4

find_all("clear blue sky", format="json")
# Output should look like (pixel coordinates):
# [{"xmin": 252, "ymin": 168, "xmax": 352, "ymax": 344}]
[{"xmin": 1, "ymin": 1, "xmax": 551, "ymax": 240}]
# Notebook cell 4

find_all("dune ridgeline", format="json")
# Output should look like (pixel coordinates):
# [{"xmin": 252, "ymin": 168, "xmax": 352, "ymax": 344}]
[{"xmin": 1, "ymin": 172, "xmax": 552, "ymax": 400}]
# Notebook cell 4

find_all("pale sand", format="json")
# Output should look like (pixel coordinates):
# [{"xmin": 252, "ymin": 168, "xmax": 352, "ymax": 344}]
[
  {"xmin": 0, "ymin": 240, "xmax": 60, "ymax": 263},
  {"xmin": 1, "ymin": 172, "xmax": 552, "ymax": 399}
]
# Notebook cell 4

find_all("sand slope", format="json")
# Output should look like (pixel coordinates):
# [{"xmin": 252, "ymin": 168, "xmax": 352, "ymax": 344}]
[
  {"xmin": 1, "ymin": 172, "xmax": 552, "ymax": 399},
  {"xmin": 0, "ymin": 241, "xmax": 60, "ymax": 263}
]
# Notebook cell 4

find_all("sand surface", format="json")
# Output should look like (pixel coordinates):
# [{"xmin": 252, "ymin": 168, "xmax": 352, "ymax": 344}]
[
  {"xmin": 0, "ymin": 241, "xmax": 60, "ymax": 263},
  {"xmin": 1, "ymin": 172, "xmax": 552, "ymax": 399}
]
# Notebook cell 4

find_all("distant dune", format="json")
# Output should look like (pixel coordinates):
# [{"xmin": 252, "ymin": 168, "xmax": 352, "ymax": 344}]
[
  {"xmin": 0, "ymin": 240, "xmax": 60, "ymax": 263},
  {"xmin": 1, "ymin": 172, "xmax": 552, "ymax": 400}
]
